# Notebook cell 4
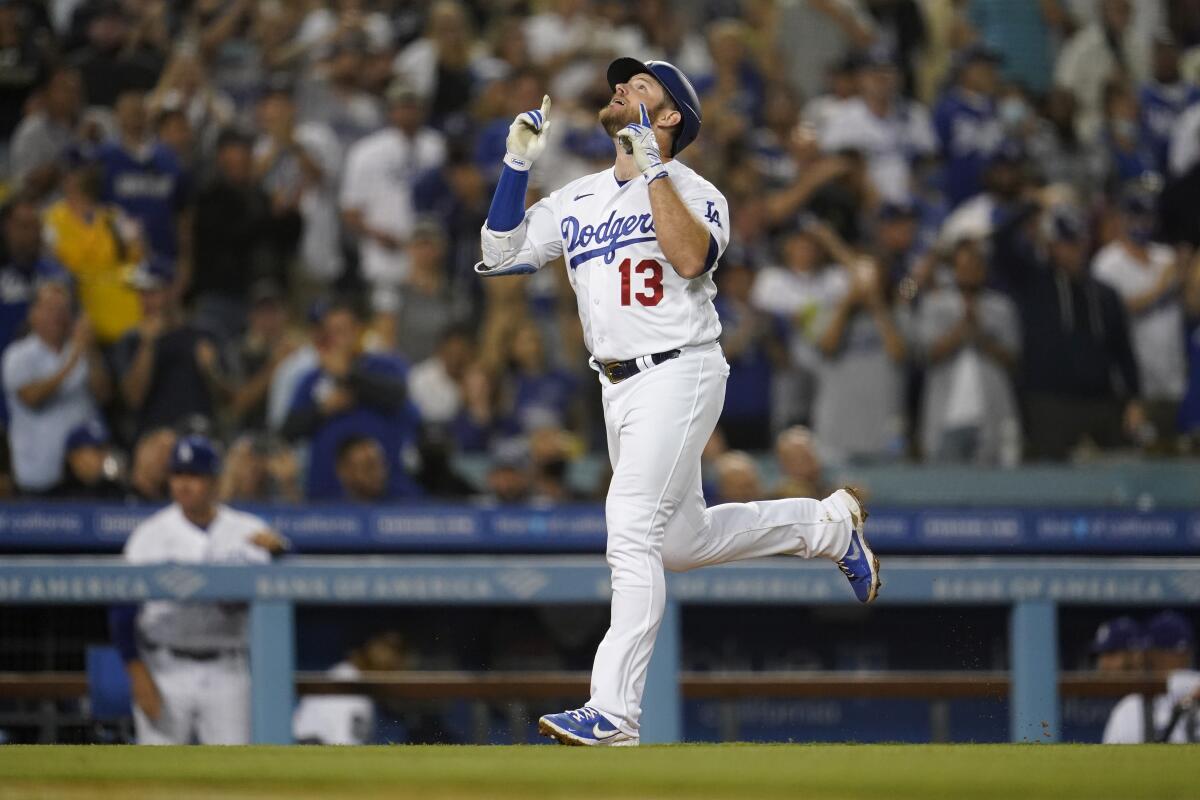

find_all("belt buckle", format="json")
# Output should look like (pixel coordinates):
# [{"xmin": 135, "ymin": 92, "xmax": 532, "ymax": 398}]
[{"xmin": 602, "ymin": 361, "xmax": 624, "ymax": 384}]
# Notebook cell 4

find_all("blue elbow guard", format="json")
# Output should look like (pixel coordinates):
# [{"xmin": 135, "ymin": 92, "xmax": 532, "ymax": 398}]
[{"xmin": 486, "ymin": 165, "xmax": 529, "ymax": 232}]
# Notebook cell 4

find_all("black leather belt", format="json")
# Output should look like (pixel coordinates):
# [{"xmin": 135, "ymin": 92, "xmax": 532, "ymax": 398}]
[
  {"xmin": 141, "ymin": 638, "xmax": 242, "ymax": 661},
  {"xmin": 595, "ymin": 349, "xmax": 681, "ymax": 384}
]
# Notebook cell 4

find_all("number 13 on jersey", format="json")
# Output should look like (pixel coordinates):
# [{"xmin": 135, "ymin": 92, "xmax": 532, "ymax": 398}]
[{"xmin": 618, "ymin": 258, "xmax": 664, "ymax": 307}]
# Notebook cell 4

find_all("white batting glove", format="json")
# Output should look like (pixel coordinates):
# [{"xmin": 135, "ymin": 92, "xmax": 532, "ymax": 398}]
[
  {"xmin": 504, "ymin": 95, "xmax": 552, "ymax": 172},
  {"xmin": 616, "ymin": 103, "xmax": 666, "ymax": 183}
]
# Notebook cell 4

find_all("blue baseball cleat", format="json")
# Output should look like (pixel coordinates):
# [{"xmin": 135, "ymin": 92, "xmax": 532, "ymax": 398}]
[
  {"xmin": 538, "ymin": 706, "xmax": 638, "ymax": 746},
  {"xmin": 834, "ymin": 487, "xmax": 881, "ymax": 603}
]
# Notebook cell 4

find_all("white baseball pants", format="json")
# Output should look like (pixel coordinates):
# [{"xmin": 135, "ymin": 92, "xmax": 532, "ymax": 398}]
[
  {"xmin": 588, "ymin": 344, "xmax": 855, "ymax": 736},
  {"xmin": 132, "ymin": 648, "xmax": 251, "ymax": 745}
]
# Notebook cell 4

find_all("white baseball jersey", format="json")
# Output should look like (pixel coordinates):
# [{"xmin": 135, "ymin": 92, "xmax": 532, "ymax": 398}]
[
  {"xmin": 511, "ymin": 160, "xmax": 729, "ymax": 362},
  {"xmin": 124, "ymin": 504, "xmax": 271, "ymax": 651}
]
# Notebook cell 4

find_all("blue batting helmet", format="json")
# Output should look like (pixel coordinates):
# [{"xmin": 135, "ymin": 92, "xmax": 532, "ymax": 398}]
[
  {"xmin": 607, "ymin": 57, "xmax": 702, "ymax": 156},
  {"xmin": 170, "ymin": 434, "xmax": 220, "ymax": 477}
]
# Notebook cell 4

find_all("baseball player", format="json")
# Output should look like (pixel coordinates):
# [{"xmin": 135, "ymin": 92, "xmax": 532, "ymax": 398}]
[
  {"xmin": 475, "ymin": 57, "xmax": 881, "ymax": 747},
  {"xmin": 109, "ymin": 434, "xmax": 288, "ymax": 744}
]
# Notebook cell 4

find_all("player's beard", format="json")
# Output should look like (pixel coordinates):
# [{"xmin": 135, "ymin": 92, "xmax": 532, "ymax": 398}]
[{"xmin": 598, "ymin": 98, "xmax": 650, "ymax": 138}]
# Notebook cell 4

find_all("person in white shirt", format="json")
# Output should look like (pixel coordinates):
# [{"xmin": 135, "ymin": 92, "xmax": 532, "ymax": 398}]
[
  {"xmin": 2, "ymin": 281, "xmax": 110, "ymax": 492},
  {"xmin": 1091, "ymin": 186, "xmax": 1186, "ymax": 447},
  {"xmin": 1104, "ymin": 611, "xmax": 1199, "ymax": 743},
  {"xmin": 112, "ymin": 435, "xmax": 289, "ymax": 745},
  {"xmin": 293, "ymin": 631, "xmax": 407, "ymax": 746},
  {"xmin": 820, "ymin": 49, "xmax": 936, "ymax": 204},
  {"xmin": 340, "ymin": 80, "xmax": 447, "ymax": 315}
]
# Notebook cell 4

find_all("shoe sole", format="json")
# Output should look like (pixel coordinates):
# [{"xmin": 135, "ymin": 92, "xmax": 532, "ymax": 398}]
[
  {"xmin": 537, "ymin": 717, "xmax": 639, "ymax": 746},
  {"xmin": 841, "ymin": 486, "xmax": 881, "ymax": 604}
]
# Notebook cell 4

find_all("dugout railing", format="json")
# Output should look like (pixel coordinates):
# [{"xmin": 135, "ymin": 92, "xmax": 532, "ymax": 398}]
[{"xmin": 0, "ymin": 556, "xmax": 1196, "ymax": 743}]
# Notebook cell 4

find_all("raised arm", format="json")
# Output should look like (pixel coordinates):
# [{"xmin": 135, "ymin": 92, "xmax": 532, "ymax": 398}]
[{"xmin": 477, "ymin": 96, "xmax": 564, "ymax": 277}]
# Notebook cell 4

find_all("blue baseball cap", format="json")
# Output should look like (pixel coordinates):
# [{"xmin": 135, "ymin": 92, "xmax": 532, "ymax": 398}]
[
  {"xmin": 1046, "ymin": 206, "xmax": 1088, "ymax": 243},
  {"xmin": 1091, "ymin": 616, "xmax": 1145, "ymax": 654},
  {"xmin": 607, "ymin": 57, "xmax": 702, "ymax": 156},
  {"xmin": 65, "ymin": 420, "xmax": 110, "ymax": 453},
  {"xmin": 170, "ymin": 434, "xmax": 220, "ymax": 476},
  {"xmin": 1146, "ymin": 611, "xmax": 1196, "ymax": 652}
]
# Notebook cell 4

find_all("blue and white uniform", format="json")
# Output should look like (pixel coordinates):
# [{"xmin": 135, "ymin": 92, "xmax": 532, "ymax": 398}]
[{"xmin": 478, "ymin": 68, "xmax": 871, "ymax": 743}]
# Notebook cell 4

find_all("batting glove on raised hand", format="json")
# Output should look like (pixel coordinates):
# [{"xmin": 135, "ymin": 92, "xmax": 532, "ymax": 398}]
[
  {"xmin": 504, "ymin": 95, "xmax": 552, "ymax": 171},
  {"xmin": 616, "ymin": 103, "xmax": 666, "ymax": 183}
]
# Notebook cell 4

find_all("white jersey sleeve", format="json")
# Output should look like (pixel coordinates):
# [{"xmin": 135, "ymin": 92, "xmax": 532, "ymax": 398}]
[
  {"xmin": 676, "ymin": 173, "xmax": 730, "ymax": 268},
  {"xmin": 478, "ymin": 192, "xmax": 564, "ymax": 275}
]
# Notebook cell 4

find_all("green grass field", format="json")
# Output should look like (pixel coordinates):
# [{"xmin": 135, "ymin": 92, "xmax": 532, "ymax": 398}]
[{"xmin": 1, "ymin": 744, "xmax": 1197, "ymax": 800}]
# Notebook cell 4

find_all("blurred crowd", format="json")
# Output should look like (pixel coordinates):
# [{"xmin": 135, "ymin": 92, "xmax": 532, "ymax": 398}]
[{"xmin": 3, "ymin": 0, "xmax": 1200, "ymax": 505}]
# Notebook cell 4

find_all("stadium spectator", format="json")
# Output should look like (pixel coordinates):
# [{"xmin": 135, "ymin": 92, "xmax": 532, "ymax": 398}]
[
  {"xmin": 147, "ymin": 47, "xmax": 236, "ymax": 158},
  {"xmin": 408, "ymin": 326, "xmax": 474, "ymax": 427},
  {"xmin": 528, "ymin": 425, "xmax": 581, "ymax": 504},
  {"xmin": 780, "ymin": 0, "xmax": 875, "ymax": 102},
  {"xmin": 53, "ymin": 419, "xmax": 125, "ymax": 500},
  {"xmin": 393, "ymin": 0, "xmax": 480, "ymax": 129},
  {"xmin": 1055, "ymin": 0, "xmax": 1151, "ymax": 146},
  {"xmin": 499, "ymin": 320, "xmax": 579, "ymax": 436},
  {"xmin": 450, "ymin": 361, "xmax": 500, "ymax": 454},
  {"xmin": 340, "ymin": 79, "xmax": 446, "ymax": 317},
  {"xmin": 934, "ymin": 43, "xmax": 1005, "ymax": 207},
  {"xmin": 9, "ymin": 65, "xmax": 83, "ymax": 196},
  {"xmin": 253, "ymin": 83, "xmax": 344, "ymax": 303},
  {"xmin": 772, "ymin": 425, "xmax": 828, "ymax": 500},
  {"xmin": 964, "ymin": 0, "xmax": 1061, "ymax": 95},
  {"xmin": 228, "ymin": 282, "xmax": 304, "ymax": 434},
  {"xmin": 1091, "ymin": 616, "xmax": 1146, "ymax": 674},
  {"xmin": 1100, "ymin": 81, "xmax": 1157, "ymax": 185},
  {"xmin": 1139, "ymin": 35, "xmax": 1200, "ymax": 175},
  {"xmin": 267, "ymin": 302, "xmax": 322, "ymax": 434},
  {"xmin": 218, "ymin": 434, "xmax": 301, "ymax": 504},
  {"xmin": 114, "ymin": 257, "xmax": 228, "ymax": 438},
  {"xmin": 94, "ymin": 88, "xmax": 191, "ymax": 275},
  {"xmin": 43, "ymin": 161, "xmax": 144, "ymax": 345},
  {"xmin": 713, "ymin": 450, "xmax": 764, "ymax": 505},
  {"xmin": 1103, "ymin": 611, "xmax": 1198, "ymax": 743},
  {"xmin": 281, "ymin": 299, "xmax": 420, "ymax": 500},
  {"xmin": 940, "ymin": 141, "xmax": 1030, "ymax": 254},
  {"xmin": 812, "ymin": 231, "xmax": 910, "ymax": 464},
  {"xmin": 0, "ymin": 197, "xmax": 68, "ymax": 357},
  {"xmin": 335, "ymin": 434, "xmax": 391, "ymax": 503},
  {"xmin": 820, "ymin": 48, "xmax": 936, "ymax": 204},
  {"xmin": 385, "ymin": 222, "xmax": 471, "ymax": 362},
  {"xmin": 292, "ymin": 630, "xmax": 408, "ymax": 746},
  {"xmin": 126, "ymin": 426, "xmax": 175, "ymax": 503},
  {"xmin": 191, "ymin": 128, "xmax": 289, "ymax": 340},
  {"xmin": 482, "ymin": 441, "xmax": 530, "ymax": 505},
  {"xmin": 748, "ymin": 221, "xmax": 836, "ymax": 429},
  {"xmin": 0, "ymin": 1, "xmax": 51, "ymax": 149},
  {"xmin": 992, "ymin": 201, "xmax": 1143, "ymax": 460},
  {"xmin": 715, "ymin": 262, "xmax": 781, "ymax": 450},
  {"xmin": 67, "ymin": 0, "xmax": 163, "ymax": 108},
  {"xmin": 295, "ymin": 35, "xmax": 383, "ymax": 152},
  {"xmin": 916, "ymin": 238, "xmax": 1021, "ymax": 465},
  {"xmin": 2, "ymin": 281, "xmax": 110, "ymax": 493},
  {"xmin": 1091, "ymin": 187, "xmax": 1187, "ymax": 450}
]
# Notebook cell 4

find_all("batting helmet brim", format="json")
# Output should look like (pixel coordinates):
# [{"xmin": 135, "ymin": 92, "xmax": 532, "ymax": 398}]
[{"xmin": 606, "ymin": 57, "xmax": 702, "ymax": 156}]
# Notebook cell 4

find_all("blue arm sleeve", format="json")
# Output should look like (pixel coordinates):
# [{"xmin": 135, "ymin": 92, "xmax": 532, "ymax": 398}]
[
  {"xmin": 485, "ymin": 165, "xmax": 530, "ymax": 233},
  {"xmin": 108, "ymin": 605, "xmax": 139, "ymax": 662},
  {"xmin": 702, "ymin": 234, "xmax": 720, "ymax": 274}
]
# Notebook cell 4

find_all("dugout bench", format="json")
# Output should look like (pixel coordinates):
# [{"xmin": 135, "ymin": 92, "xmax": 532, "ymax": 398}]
[{"xmin": 0, "ymin": 556, "xmax": 1196, "ymax": 743}]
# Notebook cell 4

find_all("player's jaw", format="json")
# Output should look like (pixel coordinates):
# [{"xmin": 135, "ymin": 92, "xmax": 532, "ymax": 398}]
[{"xmin": 598, "ymin": 94, "xmax": 639, "ymax": 138}]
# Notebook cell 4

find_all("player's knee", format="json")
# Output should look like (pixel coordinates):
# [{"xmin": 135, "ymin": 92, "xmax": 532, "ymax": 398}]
[{"xmin": 661, "ymin": 539, "xmax": 700, "ymax": 573}]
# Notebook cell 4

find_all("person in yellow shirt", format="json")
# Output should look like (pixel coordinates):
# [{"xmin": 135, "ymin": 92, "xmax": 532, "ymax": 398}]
[{"xmin": 43, "ymin": 162, "xmax": 144, "ymax": 345}]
